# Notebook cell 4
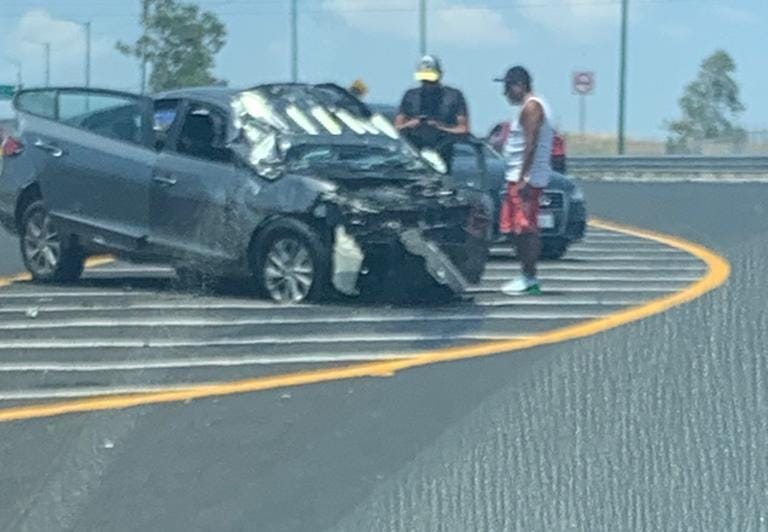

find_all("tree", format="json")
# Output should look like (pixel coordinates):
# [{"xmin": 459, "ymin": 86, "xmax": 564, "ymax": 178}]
[
  {"xmin": 117, "ymin": 0, "xmax": 227, "ymax": 93},
  {"xmin": 665, "ymin": 50, "xmax": 746, "ymax": 154}
]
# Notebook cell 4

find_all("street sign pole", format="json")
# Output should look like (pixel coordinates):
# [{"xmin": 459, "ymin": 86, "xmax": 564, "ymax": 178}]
[{"xmin": 573, "ymin": 71, "xmax": 594, "ymax": 135}]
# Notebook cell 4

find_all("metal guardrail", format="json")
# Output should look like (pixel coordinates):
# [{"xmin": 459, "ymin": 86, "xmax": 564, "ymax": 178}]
[{"xmin": 569, "ymin": 156, "xmax": 768, "ymax": 176}]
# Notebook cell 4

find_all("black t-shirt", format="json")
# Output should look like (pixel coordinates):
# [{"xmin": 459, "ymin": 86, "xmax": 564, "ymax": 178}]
[{"xmin": 398, "ymin": 85, "xmax": 468, "ymax": 159}]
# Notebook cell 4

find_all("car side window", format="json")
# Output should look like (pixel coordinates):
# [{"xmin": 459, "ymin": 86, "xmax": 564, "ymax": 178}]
[
  {"xmin": 449, "ymin": 142, "xmax": 486, "ymax": 190},
  {"xmin": 15, "ymin": 90, "xmax": 56, "ymax": 119},
  {"xmin": 153, "ymin": 99, "xmax": 182, "ymax": 151},
  {"xmin": 58, "ymin": 92, "xmax": 146, "ymax": 145},
  {"xmin": 174, "ymin": 104, "xmax": 231, "ymax": 164}
]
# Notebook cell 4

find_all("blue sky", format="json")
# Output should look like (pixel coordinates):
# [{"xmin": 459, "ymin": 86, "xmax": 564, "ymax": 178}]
[{"xmin": 1, "ymin": 0, "xmax": 766, "ymax": 139}]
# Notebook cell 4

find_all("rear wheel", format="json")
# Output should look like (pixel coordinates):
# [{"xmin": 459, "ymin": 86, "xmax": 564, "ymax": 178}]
[
  {"xmin": 253, "ymin": 220, "xmax": 328, "ymax": 304},
  {"xmin": 20, "ymin": 201, "xmax": 84, "ymax": 282}
]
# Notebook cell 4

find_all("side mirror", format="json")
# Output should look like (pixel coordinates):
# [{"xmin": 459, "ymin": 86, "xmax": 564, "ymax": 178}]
[{"xmin": 420, "ymin": 149, "xmax": 448, "ymax": 174}]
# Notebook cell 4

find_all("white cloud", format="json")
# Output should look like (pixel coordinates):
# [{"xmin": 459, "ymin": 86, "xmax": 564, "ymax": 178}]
[
  {"xmin": 518, "ymin": 0, "xmax": 620, "ymax": 39},
  {"xmin": 713, "ymin": 5, "xmax": 757, "ymax": 25},
  {"xmin": 3, "ymin": 10, "xmax": 114, "ymax": 86},
  {"xmin": 323, "ymin": 0, "xmax": 516, "ymax": 47}
]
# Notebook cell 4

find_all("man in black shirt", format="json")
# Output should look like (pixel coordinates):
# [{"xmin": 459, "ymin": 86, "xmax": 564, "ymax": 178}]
[{"xmin": 395, "ymin": 55, "xmax": 470, "ymax": 170}]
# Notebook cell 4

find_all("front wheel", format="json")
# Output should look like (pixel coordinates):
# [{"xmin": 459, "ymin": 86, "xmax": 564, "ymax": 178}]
[
  {"xmin": 20, "ymin": 200, "xmax": 84, "ymax": 282},
  {"xmin": 252, "ymin": 220, "xmax": 328, "ymax": 304}
]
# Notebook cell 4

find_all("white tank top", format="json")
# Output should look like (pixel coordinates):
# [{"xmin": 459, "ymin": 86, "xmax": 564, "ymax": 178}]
[{"xmin": 503, "ymin": 96, "xmax": 554, "ymax": 188}]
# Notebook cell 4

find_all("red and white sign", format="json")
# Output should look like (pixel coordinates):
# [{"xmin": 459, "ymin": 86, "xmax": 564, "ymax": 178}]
[{"xmin": 572, "ymin": 71, "xmax": 595, "ymax": 95}]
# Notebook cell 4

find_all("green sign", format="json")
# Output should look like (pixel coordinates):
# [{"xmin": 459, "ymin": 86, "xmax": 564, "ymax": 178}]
[{"xmin": 0, "ymin": 85, "xmax": 16, "ymax": 100}]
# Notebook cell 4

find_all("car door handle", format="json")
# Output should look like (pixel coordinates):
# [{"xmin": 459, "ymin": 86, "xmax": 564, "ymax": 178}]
[
  {"xmin": 152, "ymin": 175, "xmax": 178, "ymax": 186},
  {"xmin": 33, "ymin": 139, "xmax": 64, "ymax": 158}
]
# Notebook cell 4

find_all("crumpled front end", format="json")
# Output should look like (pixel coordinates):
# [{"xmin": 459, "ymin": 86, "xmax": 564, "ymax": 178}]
[{"xmin": 323, "ymin": 181, "xmax": 491, "ymax": 297}]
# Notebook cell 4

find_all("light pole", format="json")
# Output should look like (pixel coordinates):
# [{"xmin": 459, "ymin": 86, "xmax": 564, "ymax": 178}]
[
  {"xmin": 83, "ymin": 21, "xmax": 91, "ymax": 88},
  {"xmin": 44, "ymin": 43, "xmax": 51, "ymax": 86},
  {"xmin": 290, "ymin": 0, "xmax": 298, "ymax": 82},
  {"xmin": 617, "ymin": 0, "xmax": 628, "ymax": 154},
  {"xmin": 419, "ymin": 0, "xmax": 427, "ymax": 56}
]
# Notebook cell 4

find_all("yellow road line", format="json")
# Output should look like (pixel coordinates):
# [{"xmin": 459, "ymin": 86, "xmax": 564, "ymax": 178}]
[
  {"xmin": 0, "ymin": 220, "xmax": 730, "ymax": 423},
  {"xmin": 0, "ymin": 256, "xmax": 114, "ymax": 289}
]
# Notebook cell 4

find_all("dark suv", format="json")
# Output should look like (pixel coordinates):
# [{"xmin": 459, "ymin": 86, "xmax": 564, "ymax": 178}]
[{"xmin": 0, "ymin": 84, "xmax": 491, "ymax": 303}]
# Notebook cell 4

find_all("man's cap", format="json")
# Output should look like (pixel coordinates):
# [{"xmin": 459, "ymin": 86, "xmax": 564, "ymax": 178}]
[
  {"xmin": 414, "ymin": 55, "xmax": 442, "ymax": 82},
  {"xmin": 494, "ymin": 65, "xmax": 531, "ymax": 87}
]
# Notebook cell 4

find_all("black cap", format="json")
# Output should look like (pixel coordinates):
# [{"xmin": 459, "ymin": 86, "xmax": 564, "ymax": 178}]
[{"xmin": 494, "ymin": 66, "xmax": 532, "ymax": 88}]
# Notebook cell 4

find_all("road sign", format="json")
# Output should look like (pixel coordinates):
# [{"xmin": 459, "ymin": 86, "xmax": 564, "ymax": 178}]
[
  {"xmin": 572, "ymin": 72, "xmax": 595, "ymax": 95},
  {"xmin": 0, "ymin": 85, "xmax": 15, "ymax": 100}
]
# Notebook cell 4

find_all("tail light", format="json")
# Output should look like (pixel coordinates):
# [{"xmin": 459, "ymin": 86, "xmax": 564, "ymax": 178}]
[{"xmin": 1, "ymin": 136, "xmax": 23, "ymax": 157}]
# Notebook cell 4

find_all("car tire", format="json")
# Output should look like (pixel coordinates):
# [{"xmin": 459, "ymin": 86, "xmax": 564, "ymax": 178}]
[
  {"xmin": 20, "ymin": 200, "xmax": 85, "ymax": 283},
  {"xmin": 541, "ymin": 238, "xmax": 569, "ymax": 260},
  {"xmin": 252, "ymin": 219, "xmax": 329, "ymax": 304}
]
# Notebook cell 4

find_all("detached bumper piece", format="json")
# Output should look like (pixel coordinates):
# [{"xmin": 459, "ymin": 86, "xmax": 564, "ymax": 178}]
[{"xmin": 398, "ymin": 229, "xmax": 468, "ymax": 294}]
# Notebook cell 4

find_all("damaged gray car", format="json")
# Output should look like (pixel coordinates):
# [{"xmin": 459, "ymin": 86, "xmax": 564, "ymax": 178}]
[{"xmin": 0, "ymin": 84, "xmax": 491, "ymax": 303}]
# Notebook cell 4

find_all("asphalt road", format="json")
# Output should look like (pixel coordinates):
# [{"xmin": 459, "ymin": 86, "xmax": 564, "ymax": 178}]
[
  {"xmin": 0, "ymin": 227, "xmax": 701, "ymax": 403},
  {"xmin": 0, "ymin": 228, "xmax": 22, "ymax": 277},
  {"xmin": 1, "ymin": 182, "xmax": 767, "ymax": 532}
]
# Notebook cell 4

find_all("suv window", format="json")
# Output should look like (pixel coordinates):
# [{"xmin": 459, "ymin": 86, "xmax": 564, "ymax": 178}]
[
  {"xmin": 174, "ymin": 104, "xmax": 230, "ymax": 163},
  {"xmin": 59, "ymin": 92, "xmax": 146, "ymax": 145},
  {"xmin": 15, "ymin": 90, "xmax": 56, "ymax": 119}
]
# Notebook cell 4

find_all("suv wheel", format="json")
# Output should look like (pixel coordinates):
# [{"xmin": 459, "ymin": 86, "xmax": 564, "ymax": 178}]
[
  {"xmin": 20, "ymin": 200, "xmax": 84, "ymax": 282},
  {"xmin": 253, "ymin": 220, "xmax": 328, "ymax": 304}
]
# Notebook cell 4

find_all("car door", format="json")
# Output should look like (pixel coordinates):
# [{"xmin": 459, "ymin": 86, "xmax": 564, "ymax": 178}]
[
  {"xmin": 17, "ymin": 88, "xmax": 156, "ymax": 251},
  {"xmin": 150, "ymin": 99, "xmax": 240, "ymax": 263},
  {"xmin": 447, "ymin": 139, "xmax": 488, "ymax": 191}
]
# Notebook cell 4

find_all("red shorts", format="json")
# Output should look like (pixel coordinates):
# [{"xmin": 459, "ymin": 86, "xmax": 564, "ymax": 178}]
[{"xmin": 499, "ymin": 182, "xmax": 542, "ymax": 235}]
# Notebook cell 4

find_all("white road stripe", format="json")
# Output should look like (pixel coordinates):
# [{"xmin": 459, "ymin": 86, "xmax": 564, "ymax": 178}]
[
  {"xmin": 568, "ymin": 247, "xmax": 689, "ymax": 254},
  {"xmin": 0, "ymin": 309, "xmax": 604, "ymax": 331},
  {"xmin": 0, "ymin": 352, "xmax": 419, "ymax": 372},
  {"xmin": 0, "ymin": 291, "xmax": 165, "ymax": 299},
  {"xmin": 0, "ymin": 332, "xmax": 529, "ymax": 350},
  {"xmin": 0, "ymin": 309, "xmax": 603, "ymax": 331},
  {"xmin": 487, "ymin": 263, "xmax": 705, "ymax": 272},
  {"xmin": 543, "ymin": 255, "xmax": 702, "ymax": 262},
  {"xmin": 475, "ymin": 297, "xmax": 645, "ymax": 307},
  {"xmin": 490, "ymin": 247, "xmax": 686, "ymax": 256},
  {"xmin": 86, "ymin": 267, "xmax": 174, "ymax": 274},
  {"xmin": 468, "ymin": 285, "xmax": 683, "ymax": 294},
  {"xmin": 483, "ymin": 274, "xmax": 702, "ymax": 282},
  {"xmin": 0, "ymin": 383, "xmax": 224, "ymax": 401},
  {"xmin": 0, "ymin": 297, "xmax": 640, "ymax": 314}
]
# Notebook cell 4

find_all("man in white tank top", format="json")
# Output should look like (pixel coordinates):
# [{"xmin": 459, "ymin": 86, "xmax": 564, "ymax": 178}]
[{"xmin": 494, "ymin": 66, "xmax": 554, "ymax": 295}]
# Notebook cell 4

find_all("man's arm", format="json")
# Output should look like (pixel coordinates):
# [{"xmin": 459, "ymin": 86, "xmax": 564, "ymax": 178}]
[
  {"xmin": 427, "ymin": 115, "xmax": 469, "ymax": 135},
  {"xmin": 518, "ymin": 100, "xmax": 544, "ymax": 182},
  {"xmin": 395, "ymin": 90, "xmax": 421, "ymax": 130},
  {"xmin": 395, "ymin": 113, "xmax": 421, "ymax": 130},
  {"xmin": 427, "ymin": 90, "xmax": 470, "ymax": 134}
]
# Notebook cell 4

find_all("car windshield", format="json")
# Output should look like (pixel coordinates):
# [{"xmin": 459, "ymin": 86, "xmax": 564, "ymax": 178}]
[{"xmin": 286, "ymin": 143, "xmax": 429, "ymax": 174}]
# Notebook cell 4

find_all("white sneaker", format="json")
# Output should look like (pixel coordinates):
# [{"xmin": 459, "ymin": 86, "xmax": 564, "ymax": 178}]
[{"xmin": 501, "ymin": 276, "xmax": 542, "ymax": 296}]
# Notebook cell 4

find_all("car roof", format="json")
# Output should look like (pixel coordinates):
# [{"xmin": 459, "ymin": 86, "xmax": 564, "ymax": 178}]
[{"xmin": 153, "ymin": 86, "xmax": 239, "ymax": 106}]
